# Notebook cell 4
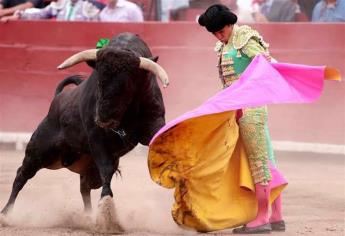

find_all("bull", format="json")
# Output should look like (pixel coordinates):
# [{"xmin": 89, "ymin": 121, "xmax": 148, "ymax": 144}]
[{"xmin": 0, "ymin": 32, "xmax": 169, "ymax": 231}]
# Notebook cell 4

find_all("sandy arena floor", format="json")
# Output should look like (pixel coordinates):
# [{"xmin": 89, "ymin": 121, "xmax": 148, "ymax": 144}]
[{"xmin": 0, "ymin": 147, "xmax": 344, "ymax": 236}]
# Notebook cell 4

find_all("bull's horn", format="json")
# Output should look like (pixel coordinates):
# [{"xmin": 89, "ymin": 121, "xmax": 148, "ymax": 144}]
[
  {"xmin": 139, "ymin": 57, "xmax": 169, "ymax": 88},
  {"xmin": 57, "ymin": 49, "xmax": 98, "ymax": 70}
]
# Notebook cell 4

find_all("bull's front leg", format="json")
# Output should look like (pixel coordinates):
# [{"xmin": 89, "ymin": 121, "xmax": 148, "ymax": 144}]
[
  {"xmin": 88, "ymin": 134, "xmax": 117, "ymax": 198},
  {"xmin": 88, "ymin": 131, "xmax": 123, "ymax": 233}
]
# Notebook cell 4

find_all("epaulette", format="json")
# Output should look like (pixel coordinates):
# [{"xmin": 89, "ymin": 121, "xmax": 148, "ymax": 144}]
[{"xmin": 232, "ymin": 25, "xmax": 269, "ymax": 50}]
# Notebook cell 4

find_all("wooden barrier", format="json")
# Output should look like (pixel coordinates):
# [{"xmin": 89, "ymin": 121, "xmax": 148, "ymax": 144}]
[{"xmin": 0, "ymin": 21, "xmax": 344, "ymax": 145}]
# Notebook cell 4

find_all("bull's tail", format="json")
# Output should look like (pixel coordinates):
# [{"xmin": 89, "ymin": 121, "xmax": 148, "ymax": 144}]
[{"xmin": 55, "ymin": 75, "xmax": 84, "ymax": 96}]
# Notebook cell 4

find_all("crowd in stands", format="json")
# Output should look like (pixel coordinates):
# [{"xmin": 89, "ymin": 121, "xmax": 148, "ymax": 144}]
[
  {"xmin": 251, "ymin": 0, "xmax": 345, "ymax": 22},
  {"xmin": 165, "ymin": 0, "xmax": 345, "ymax": 22},
  {"xmin": 0, "ymin": 0, "xmax": 344, "ymax": 22},
  {"xmin": 0, "ymin": 0, "xmax": 144, "ymax": 22}
]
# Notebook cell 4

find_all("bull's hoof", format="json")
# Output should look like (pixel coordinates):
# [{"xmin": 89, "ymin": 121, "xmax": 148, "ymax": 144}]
[
  {"xmin": 0, "ymin": 214, "xmax": 9, "ymax": 227},
  {"xmin": 95, "ymin": 196, "xmax": 124, "ymax": 234}
]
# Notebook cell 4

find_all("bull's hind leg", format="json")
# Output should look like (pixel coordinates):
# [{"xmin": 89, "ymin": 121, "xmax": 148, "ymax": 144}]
[
  {"xmin": 80, "ymin": 164, "xmax": 102, "ymax": 212},
  {"xmin": 1, "ymin": 151, "xmax": 41, "ymax": 215},
  {"xmin": 80, "ymin": 175, "xmax": 92, "ymax": 213}
]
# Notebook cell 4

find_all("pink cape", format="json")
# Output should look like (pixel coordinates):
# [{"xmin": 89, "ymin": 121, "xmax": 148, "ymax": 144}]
[
  {"xmin": 151, "ymin": 55, "xmax": 339, "ymax": 143},
  {"xmin": 147, "ymin": 55, "xmax": 340, "ymax": 231}
]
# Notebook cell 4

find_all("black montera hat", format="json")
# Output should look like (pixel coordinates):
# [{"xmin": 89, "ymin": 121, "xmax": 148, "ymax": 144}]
[{"xmin": 198, "ymin": 4, "xmax": 238, "ymax": 33}]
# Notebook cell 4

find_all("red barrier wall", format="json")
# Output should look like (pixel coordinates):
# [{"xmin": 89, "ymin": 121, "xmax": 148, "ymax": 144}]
[{"xmin": 0, "ymin": 21, "xmax": 344, "ymax": 144}]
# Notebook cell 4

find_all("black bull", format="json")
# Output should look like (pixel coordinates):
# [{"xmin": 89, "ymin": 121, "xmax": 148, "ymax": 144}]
[{"xmin": 1, "ymin": 33, "xmax": 169, "ymax": 215}]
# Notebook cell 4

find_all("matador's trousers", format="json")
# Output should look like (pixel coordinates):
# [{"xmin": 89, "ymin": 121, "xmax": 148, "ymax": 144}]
[{"xmin": 238, "ymin": 106, "xmax": 275, "ymax": 185}]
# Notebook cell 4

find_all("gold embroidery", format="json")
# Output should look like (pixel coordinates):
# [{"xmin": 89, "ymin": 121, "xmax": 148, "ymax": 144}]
[
  {"xmin": 214, "ymin": 25, "xmax": 273, "ymax": 184},
  {"xmin": 214, "ymin": 41, "xmax": 223, "ymax": 53},
  {"xmin": 238, "ymin": 107, "xmax": 272, "ymax": 184},
  {"xmin": 214, "ymin": 25, "xmax": 269, "ymax": 58},
  {"xmin": 223, "ymin": 75, "xmax": 238, "ymax": 88},
  {"xmin": 232, "ymin": 25, "xmax": 269, "ymax": 50},
  {"xmin": 221, "ymin": 58, "xmax": 233, "ymax": 65},
  {"xmin": 223, "ymin": 70, "xmax": 235, "ymax": 76}
]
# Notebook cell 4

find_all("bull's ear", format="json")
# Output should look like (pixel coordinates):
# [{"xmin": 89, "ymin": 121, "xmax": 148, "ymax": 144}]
[
  {"xmin": 149, "ymin": 56, "xmax": 159, "ymax": 62},
  {"xmin": 86, "ymin": 60, "xmax": 96, "ymax": 69}
]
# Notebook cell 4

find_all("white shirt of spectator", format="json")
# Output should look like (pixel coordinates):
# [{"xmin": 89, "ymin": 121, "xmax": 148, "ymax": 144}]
[
  {"xmin": 99, "ymin": 0, "xmax": 143, "ymax": 22},
  {"xmin": 161, "ymin": 0, "xmax": 189, "ymax": 22}
]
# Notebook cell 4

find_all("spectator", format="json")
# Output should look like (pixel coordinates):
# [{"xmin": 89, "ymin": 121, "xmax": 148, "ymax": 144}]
[
  {"xmin": 0, "ymin": 0, "xmax": 45, "ymax": 19},
  {"xmin": 1, "ymin": 0, "xmax": 100, "ymax": 22},
  {"xmin": 99, "ymin": 0, "xmax": 143, "ymax": 22},
  {"xmin": 166, "ymin": 0, "xmax": 255, "ymax": 22},
  {"xmin": 312, "ymin": 0, "xmax": 345, "ymax": 22},
  {"xmin": 161, "ymin": 0, "xmax": 189, "ymax": 22},
  {"xmin": 221, "ymin": 0, "xmax": 255, "ymax": 22},
  {"xmin": 252, "ymin": 0, "xmax": 299, "ymax": 22},
  {"xmin": 290, "ymin": 0, "xmax": 309, "ymax": 21},
  {"xmin": 89, "ymin": 0, "xmax": 106, "ymax": 10},
  {"xmin": 298, "ymin": 0, "xmax": 320, "ymax": 20}
]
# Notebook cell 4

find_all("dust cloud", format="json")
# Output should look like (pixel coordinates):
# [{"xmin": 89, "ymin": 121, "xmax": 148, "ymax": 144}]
[
  {"xmin": 1, "ymin": 148, "xmax": 344, "ymax": 236},
  {"xmin": 0, "ymin": 147, "xmax": 193, "ymax": 235}
]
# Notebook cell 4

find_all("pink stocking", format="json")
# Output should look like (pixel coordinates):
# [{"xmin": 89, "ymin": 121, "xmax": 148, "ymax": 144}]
[
  {"xmin": 270, "ymin": 194, "xmax": 283, "ymax": 222},
  {"xmin": 247, "ymin": 184, "xmax": 270, "ymax": 228}
]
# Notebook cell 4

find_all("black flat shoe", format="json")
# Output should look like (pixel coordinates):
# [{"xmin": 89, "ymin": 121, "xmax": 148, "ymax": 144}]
[
  {"xmin": 232, "ymin": 223, "xmax": 272, "ymax": 234},
  {"xmin": 270, "ymin": 220, "xmax": 286, "ymax": 231}
]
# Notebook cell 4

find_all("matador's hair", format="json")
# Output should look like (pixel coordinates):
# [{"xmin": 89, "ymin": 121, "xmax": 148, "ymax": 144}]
[{"xmin": 198, "ymin": 4, "xmax": 238, "ymax": 33}]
